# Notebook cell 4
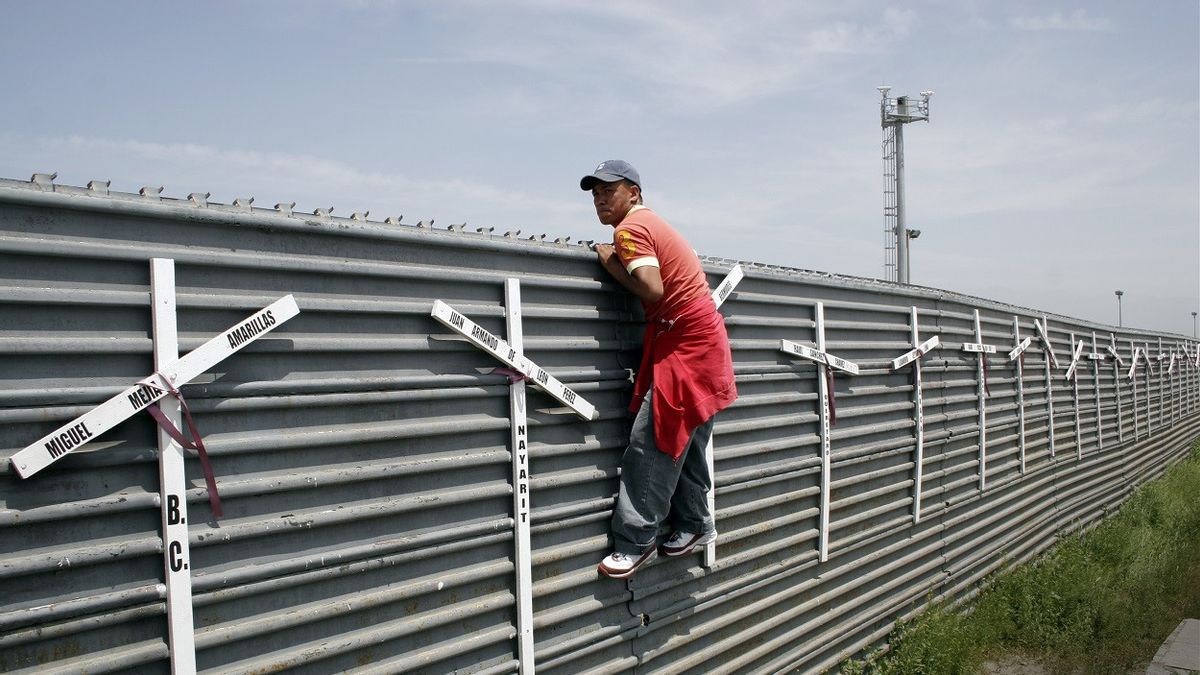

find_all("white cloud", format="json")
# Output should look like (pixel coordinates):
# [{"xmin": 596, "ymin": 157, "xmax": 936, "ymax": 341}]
[
  {"xmin": 1011, "ymin": 9, "xmax": 1115, "ymax": 32},
  {"xmin": 423, "ymin": 1, "xmax": 916, "ymax": 108}
]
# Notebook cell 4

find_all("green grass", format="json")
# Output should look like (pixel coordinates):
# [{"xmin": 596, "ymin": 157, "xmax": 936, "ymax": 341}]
[{"xmin": 841, "ymin": 441, "xmax": 1200, "ymax": 675}]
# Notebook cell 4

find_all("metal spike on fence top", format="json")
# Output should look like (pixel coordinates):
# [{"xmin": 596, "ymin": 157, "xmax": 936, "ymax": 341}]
[
  {"xmin": 417, "ymin": 219, "xmax": 432, "ymax": 229},
  {"xmin": 313, "ymin": 207, "xmax": 333, "ymax": 218},
  {"xmin": 351, "ymin": 211, "xmax": 370, "ymax": 221},
  {"xmin": 140, "ymin": 186, "xmax": 164, "ymax": 200},
  {"xmin": 233, "ymin": 197, "xmax": 254, "ymax": 210},
  {"xmin": 476, "ymin": 226, "xmax": 494, "ymax": 235},
  {"xmin": 188, "ymin": 192, "xmax": 210, "ymax": 207},
  {"xmin": 447, "ymin": 222, "xmax": 466, "ymax": 232},
  {"xmin": 527, "ymin": 233, "xmax": 545, "ymax": 241},
  {"xmin": 504, "ymin": 229, "xmax": 521, "ymax": 238},
  {"xmin": 87, "ymin": 180, "xmax": 110, "ymax": 195},
  {"xmin": 554, "ymin": 236, "xmax": 571, "ymax": 244},
  {"xmin": 384, "ymin": 215, "xmax": 403, "ymax": 225},
  {"xmin": 31, "ymin": 172, "xmax": 57, "ymax": 190},
  {"xmin": 275, "ymin": 202, "xmax": 295, "ymax": 217}
]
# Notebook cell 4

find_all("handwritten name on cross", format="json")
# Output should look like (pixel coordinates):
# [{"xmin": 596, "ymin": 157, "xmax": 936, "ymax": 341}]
[
  {"xmin": 891, "ymin": 336, "xmax": 940, "ymax": 371},
  {"xmin": 431, "ymin": 300, "xmax": 598, "ymax": 421},
  {"xmin": 12, "ymin": 295, "xmax": 301, "ymax": 478},
  {"xmin": 711, "ymin": 264, "xmax": 744, "ymax": 308},
  {"xmin": 1008, "ymin": 336, "xmax": 1033, "ymax": 362},
  {"xmin": 961, "ymin": 341, "xmax": 997, "ymax": 355},
  {"xmin": 779, "ymin": 340, "xmax": 861, "ymax": 375}
]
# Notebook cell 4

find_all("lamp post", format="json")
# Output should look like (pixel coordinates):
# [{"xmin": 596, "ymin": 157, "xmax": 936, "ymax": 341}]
[
  {"xmin": 1192, "ymin": 311, "xmax": 1197, "ymax": 338},
  {"xmin": 1114, "ymin": 290, "xmax": 1124, "ymax": 327},
  {"xmin": 879, "ymin": 87, "xmax": 933, "ymax": 284},
  {"xmin": 904, "ymin": 228, "xmax": 921, "ymax": 283}
]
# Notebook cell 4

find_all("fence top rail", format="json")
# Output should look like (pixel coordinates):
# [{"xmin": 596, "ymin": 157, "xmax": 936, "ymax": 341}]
[{"xmin": 0, "ymin": 175, "xmax": 1193, "ymax": 343}]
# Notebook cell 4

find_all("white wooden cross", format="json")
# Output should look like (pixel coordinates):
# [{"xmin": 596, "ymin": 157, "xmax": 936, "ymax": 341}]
[
  {"xmin": 1108, "ymin": 334, "xmax": 1124, "ymax": 443},
  {"xmin": 1143, "ymin": 341, "xmax": 1155, "ymax": 437},
  {"xmin": 1088, "ymin": 332, "xmax": 1105, "ymax": 451},
  {"xmin": 1193, "ymin": 343, "xmax": 1200, "ymax": 414},
  {"xmin": 499, "ymin": 279, "xmax": 535, "ymax": 675},
  {"xmin": 1035, "ymin": 318, "xmax": 1057, "ymax": 457},
  {"xmin": 431, "ymin": 278, "xmax": 609, "ymax": 674},
  {"xmin": 1129, "ymin": 341, "xmax": 1143, "ymax": 440},
  {"xmin": 11, "ymin": 260, "xmax": 300, "ymax": 675},
  {"xmin": 704, "ymin": 264, "xmax": 744, "ymax": 567},
  {"xmin": 1167, "ymin": 343, "xmax": 1179, "ymax": 425},
  {"xmin": 1155, "ymin": 339, "xmax": 1166, "ymax": 430},
  {"xmin": 889, "ymin": 308, "xmax": 939, "ymax": 523},
  {"xmin": 779, "ymin": 301, "xmax": 860, "ymax": 563},
  {"xmin": 1009, "ymin": 318, "xmax": 1034, "ymax": 474},
  {"xmin": 1192, "ymin": 343, "xmax": 1200, "ymax": 413},
  {"xmin": 1066, "ymin": 334, "xmax": 1085, "ymax": 458},
  {"xmin": 961, "ymin": 310, "xmax": 998, "ymax": 490}
]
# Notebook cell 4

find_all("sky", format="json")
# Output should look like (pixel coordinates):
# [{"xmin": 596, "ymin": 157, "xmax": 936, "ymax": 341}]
[{"xmin": 2, "ymin": 1, "xmax": 1197, "ymax": 336}]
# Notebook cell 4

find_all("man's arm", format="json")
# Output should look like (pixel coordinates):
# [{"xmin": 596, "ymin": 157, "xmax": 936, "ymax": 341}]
[{"xmin": 596, "ymin": 244, "xmax": 664, "ymax": 304}]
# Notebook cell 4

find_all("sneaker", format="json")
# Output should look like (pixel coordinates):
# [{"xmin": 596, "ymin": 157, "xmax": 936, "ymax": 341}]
[
  {"xmin": 660, "ymin": 529, "xmax": 717, "ymax": 557},
  {"xmin": 598, "ymin": 547, "xmax": 658, "ymax": 579}
]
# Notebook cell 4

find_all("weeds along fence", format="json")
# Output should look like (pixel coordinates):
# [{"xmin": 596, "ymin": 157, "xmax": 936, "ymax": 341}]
[{"xmin": 1, "ymin": 175, "xmax": 1198, "ymax": 675}]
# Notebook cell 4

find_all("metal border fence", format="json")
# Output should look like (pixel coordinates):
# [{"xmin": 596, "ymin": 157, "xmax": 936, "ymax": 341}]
[{"xmin": 1, "ymin": 175, "xmax": 1197, "ymax": 674}]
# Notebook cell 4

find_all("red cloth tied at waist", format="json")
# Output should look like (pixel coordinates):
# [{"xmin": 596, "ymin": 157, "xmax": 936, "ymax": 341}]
[{"xmin": 631, "ymin": 296, "xmax": 738, "ymax": 461}]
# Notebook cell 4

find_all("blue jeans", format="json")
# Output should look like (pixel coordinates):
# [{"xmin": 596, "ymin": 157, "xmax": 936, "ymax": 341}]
[{"xmin": 611, "ymin": 390, "xmax": 715, "ymax": 555}]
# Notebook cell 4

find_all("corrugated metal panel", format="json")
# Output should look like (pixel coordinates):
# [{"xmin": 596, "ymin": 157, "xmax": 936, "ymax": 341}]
[{"xmin": 1, "ymin": 176, "xmax": 1197, "ymax": 674}]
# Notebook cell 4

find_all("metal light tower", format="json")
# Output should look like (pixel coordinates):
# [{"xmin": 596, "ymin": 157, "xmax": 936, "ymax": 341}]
[
  {"xmin": 879, "ymin": 87, "xmax": 933, "ymax": 284},
  {"xmin": 1192, "ymin": 311, "xmax": 1197, "ymax": 338},
  {"xmin": 1114, "ymin": 290, "xmax": 1124, "ymax": 327}
]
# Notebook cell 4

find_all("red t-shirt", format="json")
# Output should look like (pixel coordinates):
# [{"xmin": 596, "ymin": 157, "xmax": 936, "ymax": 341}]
[
  {"xmin": 613, "ymin": 206, "xmax": 709, "ymax": 322},
  {"xmin": 613, "ymin": 206, "xmax": 738, "ymax": 459}
]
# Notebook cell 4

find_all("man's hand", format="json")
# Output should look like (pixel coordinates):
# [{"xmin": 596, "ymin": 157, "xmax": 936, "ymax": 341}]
[
  {"xmin": 595, "ymin": 243, "xmax": 626, "ymax": 278},
  {"xmin": 595, "ymin": 242, "xmax": 663, "ymax": 304},
  {"xmin": 595, "ymin": 243, "xmax": 616, "ymax": 267}
]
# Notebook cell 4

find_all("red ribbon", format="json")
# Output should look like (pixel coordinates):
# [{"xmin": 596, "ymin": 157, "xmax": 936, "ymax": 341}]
[
  {"xmin": 146, "ymin": 375, "xmax": 223, "ymax": 519},
  {"xmin": 825, "ymin": 366, "xmax": 837, "ymax": 426},
  {"xmin": 491, "ymin": 367, "xmax": 528, "ymax": 384}
]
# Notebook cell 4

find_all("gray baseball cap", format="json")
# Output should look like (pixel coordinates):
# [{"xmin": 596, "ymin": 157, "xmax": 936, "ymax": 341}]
[{"xmin": 580, "ymin": 160, "xmax": 641, "ymax": 190}]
